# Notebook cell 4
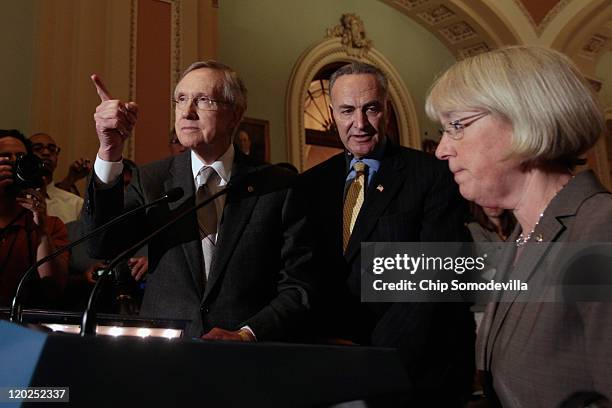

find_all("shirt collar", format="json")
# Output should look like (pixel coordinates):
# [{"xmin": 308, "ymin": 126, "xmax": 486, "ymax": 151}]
[
  {"xmin": 46, "ymin": 183, "xmax": 59, "ymax": 197},
  {"xmin": 345, "ymin": 137, "xmax": 386, "ymax": 174},
  {"xmin": 191, "ymin": 144, "xmax": 234, "ymax": 187}
]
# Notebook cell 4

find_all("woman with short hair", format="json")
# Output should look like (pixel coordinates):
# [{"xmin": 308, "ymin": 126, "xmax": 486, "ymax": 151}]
[{"xmin": 426, "ymin": 45, "xmax": 612, "ymax": 407}]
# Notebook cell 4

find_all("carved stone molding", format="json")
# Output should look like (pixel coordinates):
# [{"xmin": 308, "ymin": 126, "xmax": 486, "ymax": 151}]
[
  {"xmin": 381, "ymin": 0, "xmax": 520, "ymax": 60},
  {"xmin": 439, "ymin": 21, "xmax": 478, "ymax": 44},
  {"xmin": 394, "ymin": 0, "xmax": 429, "ymax": 9},
  {"xmin": 286, "ymin": 36, "xmax": 420, "ymax": 171},
  {"xmin": 580, "ymin": 34, "xmax": 609, "ymax": 60},
  {"xmin": 458, "ymin": 42, "xmax": 491, "ymax": 59},
  {"xmin": 326, "ymin": 13, "xmax": 372, "ymax": 58},
  {"xmin": 417, "ymin": 5, "xmax": 455, "ymax": 25}
]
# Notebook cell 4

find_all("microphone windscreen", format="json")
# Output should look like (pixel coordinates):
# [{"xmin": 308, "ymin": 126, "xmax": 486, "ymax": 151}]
[{"xmin": 165, "ymin": 187, "xmax": 184, "ymax": 203}]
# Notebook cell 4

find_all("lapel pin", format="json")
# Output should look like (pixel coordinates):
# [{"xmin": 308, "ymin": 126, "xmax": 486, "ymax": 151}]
[
  {"xmin": 376, "ymin": 185, "xmax": 384, "ymax": 192},
  {"xmin": 247, "ymin": 186, "xmax": 255, "ymax": 193}
]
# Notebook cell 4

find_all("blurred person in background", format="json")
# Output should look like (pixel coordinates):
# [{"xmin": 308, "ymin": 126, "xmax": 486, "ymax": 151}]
[
  {"xmin": 29, "ymin": 132, "xmax": 84, "ymax": 223},
  {"xmin": 0, "ymin": 129, "xmax": 68, "ymax": 307}
]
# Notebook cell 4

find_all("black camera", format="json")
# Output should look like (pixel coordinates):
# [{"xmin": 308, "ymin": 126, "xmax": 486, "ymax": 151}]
[{"xmin": 12, "ymin": 153, "xmax": 45, "ymax": 191}]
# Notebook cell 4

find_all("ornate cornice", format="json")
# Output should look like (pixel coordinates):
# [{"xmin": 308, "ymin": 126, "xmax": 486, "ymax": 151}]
[
  {"xmin": 325, "ymin": 13, "xmax": 372, "ymax": 58},
  {"xmin": 381, "ymin": 0, "xmax": 519, "ymax": 60}
]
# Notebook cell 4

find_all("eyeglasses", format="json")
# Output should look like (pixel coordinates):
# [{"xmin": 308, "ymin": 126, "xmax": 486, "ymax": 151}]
[
  {"xmin": 440, "ymin": 112, "xmax": 489, "ymax": 140},
  {"xmin": 31, "ymin": 143, "xmax": 60, "ymax": 154},
  {"xmin": 0, "ymin": 152, "xmax": 26, "ymax": 161},
  {"xmin": 172, "ymin": 95, "xmax": 231, "ymax": 112}
]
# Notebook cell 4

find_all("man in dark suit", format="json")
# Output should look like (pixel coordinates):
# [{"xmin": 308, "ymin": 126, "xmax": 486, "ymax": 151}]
[
  {"xmin": 300, "ymin": 62, "xmax": 474, "ymax": 404},
  {"xmin": 82, "ymin": 61, "xmax": 313, "ymax": 341}
]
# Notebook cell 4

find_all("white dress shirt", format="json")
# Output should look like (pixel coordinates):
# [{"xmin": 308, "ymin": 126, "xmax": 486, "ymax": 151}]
[{"xmin": 46, "ymin": 183, "xmax": 84, "ymax": 224}]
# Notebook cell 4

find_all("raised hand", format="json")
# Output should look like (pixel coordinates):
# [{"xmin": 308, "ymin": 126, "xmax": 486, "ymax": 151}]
[
  {"xmin": 68, "ymin": 158, "xmax": 92, "ymax": 182},
  {"xmin": 91, "ymin": 74, "xmax": 138, "ymax": 162}
]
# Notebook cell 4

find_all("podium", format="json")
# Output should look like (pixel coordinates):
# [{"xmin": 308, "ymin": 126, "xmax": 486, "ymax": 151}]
[{"xmin": 0, "ymin": 320, "xmax": 412, "ymax": 407}]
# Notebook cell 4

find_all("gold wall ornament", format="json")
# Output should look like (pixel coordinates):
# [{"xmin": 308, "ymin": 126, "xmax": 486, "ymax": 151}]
[{"xmin": 326, "ymin": 13, "xmax": 372, "ymax": 57}]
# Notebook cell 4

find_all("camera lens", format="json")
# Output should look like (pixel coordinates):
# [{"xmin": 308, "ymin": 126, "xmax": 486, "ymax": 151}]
[{"xmin": 13, "ymin": 154, "xmax": 45, "ymax": 190}]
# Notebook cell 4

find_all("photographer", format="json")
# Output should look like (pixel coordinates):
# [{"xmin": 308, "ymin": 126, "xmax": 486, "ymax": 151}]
[
  {"xmin": 29, "ymin": 132, "xmax": 84, "ymax": 223},
  {"xmin": 0, "ymin": 129, "xmax": 69, "ymax": 307}
]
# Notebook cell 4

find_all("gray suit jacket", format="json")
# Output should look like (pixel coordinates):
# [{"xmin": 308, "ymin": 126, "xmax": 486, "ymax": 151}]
[
  {"xmin": 82, "ymin": 148, "xmax": 313, "ymax": 339},
  {"xmin": 479, "ymin": 171, "xmax": 612, "ymax": 407}
]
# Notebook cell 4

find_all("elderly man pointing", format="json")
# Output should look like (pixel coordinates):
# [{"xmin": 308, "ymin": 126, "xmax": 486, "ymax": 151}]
[{"xmin": 82, "ymin": 61, "xmax": 313, "ymax": 340}]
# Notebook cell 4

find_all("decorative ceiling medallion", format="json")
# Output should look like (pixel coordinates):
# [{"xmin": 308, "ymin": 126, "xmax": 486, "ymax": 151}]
[
  {"xmin": 459, "ymin": 43, "xmax": 491, "ymax": 59},
  {"xmin": 440, "ymin": 21, "xmax": 477, "ymax": 44},
  {"xmin": 417, "ymin": 5, "xmax": 455, "ymax": 25},
  {"xmin": 393, "ymin": 0, "xmax": 429, "ymax": 10},
  {"xmin": 326, "ymin": 13, "xmax": 372, "ymax": 58}
]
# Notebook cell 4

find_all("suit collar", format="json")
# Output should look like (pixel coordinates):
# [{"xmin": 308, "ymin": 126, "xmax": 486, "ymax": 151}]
[
  {"xmin": 163, "ymin": 152, "xmax": 207, "ymax": 295},
  {"xmin": 202, "ymin": 149, "xmax": 261, "ymax": 303},
  {"xmin": 484, "ymin": 170, "xmax": 609, "ymax": 367},
  {"xmin": 544, "ymin": 170, "xmax": 607, "ymax": 221},
  {"xmin": 167, "ymin": 150, "xmax": 197, "ymax": 211}
]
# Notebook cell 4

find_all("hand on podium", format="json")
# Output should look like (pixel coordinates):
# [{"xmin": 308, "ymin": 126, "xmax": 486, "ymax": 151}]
[{"xmin": 201, "ymin": 327, "xmax": 256, "ymax": 342}]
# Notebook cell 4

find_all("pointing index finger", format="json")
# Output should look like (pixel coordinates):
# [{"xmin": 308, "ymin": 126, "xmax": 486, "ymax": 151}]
[{"xmin": 91, "ymin": 74, "xmax": 113, "ymax": 101}]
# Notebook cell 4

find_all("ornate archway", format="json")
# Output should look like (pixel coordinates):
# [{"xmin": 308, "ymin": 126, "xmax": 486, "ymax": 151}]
[{"xmin": 550, "ymin": 0, "xmax": 612, "ymax": 189}]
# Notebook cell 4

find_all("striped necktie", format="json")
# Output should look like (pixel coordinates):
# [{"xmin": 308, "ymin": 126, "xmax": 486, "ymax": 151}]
[
  {"xmin": 343, "ymin": 161, "xmax": 367, "ymax": 252},
  {"xmin": 196, "ymin": 166, "xmax": 218, "ymax": 283}
]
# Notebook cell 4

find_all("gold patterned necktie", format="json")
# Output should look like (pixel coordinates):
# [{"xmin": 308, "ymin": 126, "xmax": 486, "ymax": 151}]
[
  {"xmin": 343, "ymin": 161, "xmax": 367, "ymax": 252},
  {"xmin": 196, "ymin": 166, "xmax": 218, "ymax": 283}
]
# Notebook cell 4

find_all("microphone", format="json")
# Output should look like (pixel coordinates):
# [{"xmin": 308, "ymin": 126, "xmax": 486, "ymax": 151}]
[
  {"xmin": 9, "ymin": 186, "xmax": 184, "ymax": 324},
  {"xmin": 80, "ymin": 186, "xmax": 229, "ymax": 336}
]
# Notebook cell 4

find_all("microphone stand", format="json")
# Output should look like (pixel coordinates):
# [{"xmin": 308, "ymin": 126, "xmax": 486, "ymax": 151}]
[
  {"xmin": 9, "ymin": 187, "xmax": 183, "ymax": 324},
  {"xmin": 80, "ymin": 187, "xmax": 230, "ymax": 336}
]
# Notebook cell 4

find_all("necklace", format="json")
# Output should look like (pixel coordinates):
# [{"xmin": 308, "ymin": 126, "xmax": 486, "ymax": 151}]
[
  {"xmin": 515, "ymin": 212, "xmax": 544, "ymax": 247},
  {"xmin": 514, "ymin": 173, "xmax": 574, "ymax": 247}
]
